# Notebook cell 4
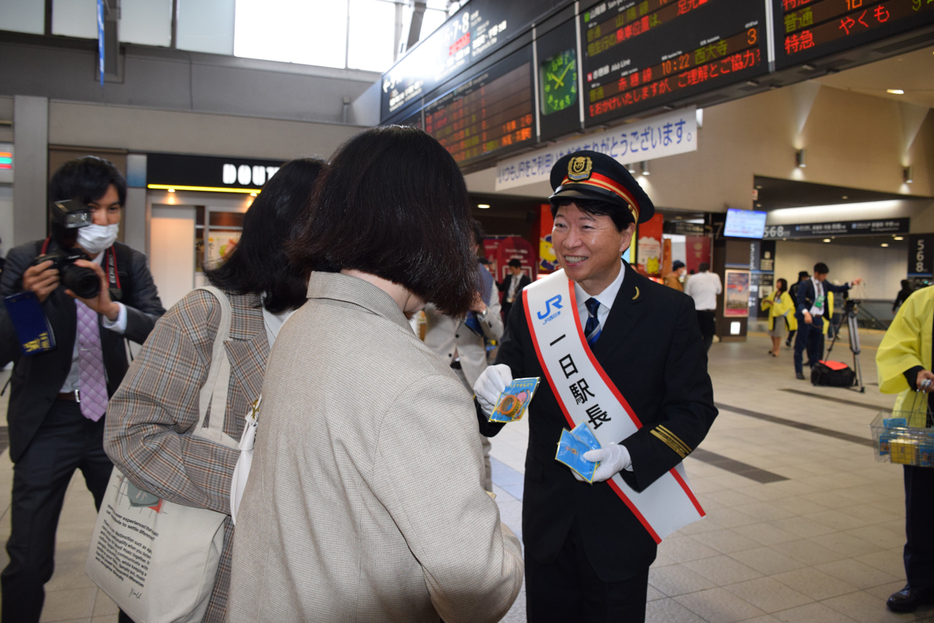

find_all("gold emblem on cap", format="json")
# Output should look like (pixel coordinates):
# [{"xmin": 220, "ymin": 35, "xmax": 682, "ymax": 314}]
[{"xmin": 567, "ymin": 156, "xmax": 593, "ymax": 181}]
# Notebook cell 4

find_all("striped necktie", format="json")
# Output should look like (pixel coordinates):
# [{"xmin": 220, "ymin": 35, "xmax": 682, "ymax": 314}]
[{"xmin": 584, "ymin": 297, "xmax": 601, "ymax": 345}]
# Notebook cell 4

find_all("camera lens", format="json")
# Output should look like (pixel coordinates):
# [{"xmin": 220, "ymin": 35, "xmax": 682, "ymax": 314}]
[{"xmin": 61, "ymin": 264, "xmax": 101, "ymax": 299}]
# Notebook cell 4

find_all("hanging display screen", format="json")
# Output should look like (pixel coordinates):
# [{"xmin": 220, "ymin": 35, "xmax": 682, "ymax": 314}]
[
  {"xmin": 775, "ymin": 0, "xmax": 934, "ymax": 69},
  {"xmin": 579, "ymin": 0, "xmax": 769, "ymax": 126},
  {"xmin": 424, "ymin": 54, "xmax": 534, "ymax": 166}
]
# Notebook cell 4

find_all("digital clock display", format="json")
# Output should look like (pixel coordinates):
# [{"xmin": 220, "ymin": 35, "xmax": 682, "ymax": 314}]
[
  {"xmin": 424, "ymin": 56, "xmax": 534, "ymax": 166},
  {"xmin": 580, "ymin": 0, "xmax": 769, "ymax": 126},
  {"xmin": 775, "ymin": 0, "xmax": 934, "ymax": 68}
]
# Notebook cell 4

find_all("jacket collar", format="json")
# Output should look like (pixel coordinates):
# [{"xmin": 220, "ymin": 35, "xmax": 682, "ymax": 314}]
[
  {"xmin": 307, "ymin": 271, "xmax": 413, "ymax": 333},
  {"xmin": 588, "ymin": 260, "xmax": 648, "ymax": 361},
  {"xmin": 223, "ymin": 291, "xmax": 268, "ymax": 400}
]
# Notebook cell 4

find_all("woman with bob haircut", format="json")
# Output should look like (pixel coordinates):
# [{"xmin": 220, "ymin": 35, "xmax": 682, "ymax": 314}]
[
  {"xmin": 105, "ymin": 157, "xmax": 325, "ymax": 623},
  {"xmin": 229, "ymin": 126, "xmax": 524, "ymax": 623}
]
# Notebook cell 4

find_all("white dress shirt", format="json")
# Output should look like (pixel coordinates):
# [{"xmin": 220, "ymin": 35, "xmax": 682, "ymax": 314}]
[
  {"xmin": 573, "ymin": 260, "xmax": 626, "ymax": 331},
  {"xmin": 684, "ymin": 271, "xmax": 722, "ymax": 311}
]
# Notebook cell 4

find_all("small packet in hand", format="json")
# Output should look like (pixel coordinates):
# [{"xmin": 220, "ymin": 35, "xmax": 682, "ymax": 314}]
[
  {"xmin": 488, "ymin": 377, "xmax": 540, "ymax": 423},
  {"xmin": 570, "ymin": 421, "xmax": 601, "ymax": 452},
  {"xmin": 555, "ymin": 429, "xmax": 598, "ymax": 483}
]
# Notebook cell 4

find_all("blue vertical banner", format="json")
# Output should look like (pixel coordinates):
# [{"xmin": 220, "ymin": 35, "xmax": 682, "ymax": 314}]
[{"xmin": 97, "ymin": 0, "xmax": 105, "ymax": 86}]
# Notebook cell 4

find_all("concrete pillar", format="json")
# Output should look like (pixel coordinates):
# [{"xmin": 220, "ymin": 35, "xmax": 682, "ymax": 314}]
[{"xmin": 12, "ymin": 95, "xmax": 48, "ymax": 246}]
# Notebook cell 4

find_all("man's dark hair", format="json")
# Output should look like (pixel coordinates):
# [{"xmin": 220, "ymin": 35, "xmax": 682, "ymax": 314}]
[
  {"xmin": 471, "ymin": 219, "xmax": 486, "ymax": 251},
  {"xmin": 798, "ymin": 271, "xmax": 810, "ymax": 280},
  {"xmin": 49, "ymin": 156, "xmax": 127, "ymax": 206},
  {"xmin": 205, "ymin": 158, "xmax": 324, "ymax": 313},
  {"xmin": 288, "ymin": 125, "xmax": 478, "ymax": 317},
  {"xmin": 698, "ymin": 262, "xmax": 710, "ymax": 272},
  {"xmin": 508, "ymin": 259, "xmax": 522, "ymax": 269},
  {"xmin": 550, "ymin": 197, "xmax": 633, "ymax": 232},
  {"xmin": 814, "ymin": 262, "xmax": 830, "ymax": 274}
]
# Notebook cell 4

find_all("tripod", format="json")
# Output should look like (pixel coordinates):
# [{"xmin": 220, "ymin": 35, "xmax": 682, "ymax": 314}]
[{"xmin": 825, "ymin": 297, "xmax": 864, "ymax": 392}]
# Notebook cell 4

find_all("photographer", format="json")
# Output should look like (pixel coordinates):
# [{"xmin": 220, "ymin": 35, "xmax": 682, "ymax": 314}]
[{"xmin": 0, "ymin": 156, "xmax": 165, "ymax": 623}]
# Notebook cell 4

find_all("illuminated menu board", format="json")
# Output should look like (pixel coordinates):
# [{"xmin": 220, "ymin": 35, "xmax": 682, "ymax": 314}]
[
  {"xmin": 580, "ymin": 0, "xmax": 769, "ymax": 126},
  {"xmin": 775, "ymin": 0, "xmax": 934, "ymax": 69},
  {"xmin": 424, "ymin": 55, "xmax": 534, "ymax": 165},
  {"xmin": 381, "ymin": 1, "xmax": 560, "ymax": 123}
]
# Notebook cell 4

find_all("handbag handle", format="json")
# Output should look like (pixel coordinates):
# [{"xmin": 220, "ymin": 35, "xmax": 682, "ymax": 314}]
[{"xmin": 194, "ymin": 286, "xmax": 239, "ymax": 449}]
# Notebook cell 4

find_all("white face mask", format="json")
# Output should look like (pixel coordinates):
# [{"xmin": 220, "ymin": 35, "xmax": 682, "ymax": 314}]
[{"xmin": 77, "ymin": 223, "xmax": 119, "ymax": 256}]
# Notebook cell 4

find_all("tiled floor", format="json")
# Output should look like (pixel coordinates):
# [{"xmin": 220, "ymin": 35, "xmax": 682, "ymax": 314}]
[{"xmin": 0, "ymin": 327, "xmax": 930, "ymax": 622}]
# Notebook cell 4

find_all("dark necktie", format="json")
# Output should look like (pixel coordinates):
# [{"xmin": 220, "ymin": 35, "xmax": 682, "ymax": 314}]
[{"xmin": 584, "ymin": 298, "xmax": 601, "ymax": 345}]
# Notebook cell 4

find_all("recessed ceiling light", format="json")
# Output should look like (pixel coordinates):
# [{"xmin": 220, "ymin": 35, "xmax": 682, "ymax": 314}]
[
  {"xmin": 824, "ymin": 238, "xmax": 831, "ymax": 243},
  {"xmin": 841, "ymin": 195, "xmax": 848, "ymax": 200},
  {"xmin": 167, "ymin": 188, "xmax": 175, "ymax": 193},
  {"xmin": 894, "ymin": 236, "xmax": 904, "ymax": 241},
  {"xmin": 755, "ymin": 185, "xmax": 762, "ymax": 189},
  {"xmin": 887, "ymin": 89, "xmax": 905, "ymax": 95},
  {"xmin": 477, "ymin": 204, "xmax": 491, "ymax": 209},
  {"xmin": 882, "ymin": 243, "xmax": 889, "ymax": 247}
]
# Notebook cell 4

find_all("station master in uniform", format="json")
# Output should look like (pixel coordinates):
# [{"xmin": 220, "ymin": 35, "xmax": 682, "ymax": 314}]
[{"xmin": 474, "ymin": 151, "xmax": 717, "ymax": 622}]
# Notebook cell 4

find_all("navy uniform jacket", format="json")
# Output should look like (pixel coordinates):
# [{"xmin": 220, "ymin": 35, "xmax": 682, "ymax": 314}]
[
  {"xmin": 795, "ymin": 278, "xmax": 850, "ymax": 319},
  {"xmin": 0, "ymin": 239, "xmax": 165, "ymax": 462},
  {"xmin": 479, "ymin": 263, "xmax": 717, "ymax": 581}
]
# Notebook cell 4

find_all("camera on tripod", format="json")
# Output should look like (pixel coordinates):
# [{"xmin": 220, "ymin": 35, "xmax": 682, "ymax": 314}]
[{"xmin": 31, "ymin": 199, "xmax": 102, "ymax": 299}]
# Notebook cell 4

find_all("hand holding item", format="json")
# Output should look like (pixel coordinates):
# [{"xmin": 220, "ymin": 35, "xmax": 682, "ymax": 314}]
[
  {"xmin": 22, "ymin": 260, "xmax": 60, "ymax": 303},
  {"xmin": 917, "ymin": 370, "xmax": 934, "ymax": 393},
  {"xmin": 474, "ymin": 364, "xmax": 513, "ymax": 415},
  {"xmin": 582, "ymin": 443, "xmax": 632, "ymax": 482},
  {"xmin": 69, "ymin": 259, "xmax": 120, "ymax": 321},
  {"xmin": 803, "ymin": 311, "xmax": 813, "ymax": 325}
]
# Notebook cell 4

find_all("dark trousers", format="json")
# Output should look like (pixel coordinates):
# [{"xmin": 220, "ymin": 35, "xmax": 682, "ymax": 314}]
[
  {"xmin": 526, "ymin": 517, "xmax": 649, "ymax": 623},
  {"xmin": 793, "ymin": 316, "xmax": 824, "ymax": 374},
  {"xmin": 695, "ymin": 310, "xmax": 716, "ymax": 353},
  {"xmin": 904, "ymin": 465, "xmax": 934, "ymax": 588},
  {"xmin": 1, "ymin": 401, "xmax": 114, "ymax": 623}
]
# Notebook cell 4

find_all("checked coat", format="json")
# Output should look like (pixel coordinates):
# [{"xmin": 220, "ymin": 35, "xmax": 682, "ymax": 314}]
[{"xmin": 105, "ymin": 289, "xmax": 268, "ymax": 623}]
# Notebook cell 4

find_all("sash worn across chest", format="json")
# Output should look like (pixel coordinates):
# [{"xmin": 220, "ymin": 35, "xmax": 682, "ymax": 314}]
[{"xmin": 523, "ymin": 270, "xmax": 704, "ymax": 542}]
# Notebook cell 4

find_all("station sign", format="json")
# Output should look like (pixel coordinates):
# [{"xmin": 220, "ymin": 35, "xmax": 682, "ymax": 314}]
[{"xmin": 762, "ymin": 217, "xmax": 909, "ymax": 239}]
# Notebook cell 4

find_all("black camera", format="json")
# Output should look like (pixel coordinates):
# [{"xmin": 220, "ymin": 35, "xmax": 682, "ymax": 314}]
[{"xmin": 32, "ymin": 199, "xmax": 101, "ymax": 299}]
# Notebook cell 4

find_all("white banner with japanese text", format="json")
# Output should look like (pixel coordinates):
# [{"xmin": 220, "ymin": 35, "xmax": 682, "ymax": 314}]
[{"xmin": 495, "ymin": 107, "xmax": 697, "ymax": 191}]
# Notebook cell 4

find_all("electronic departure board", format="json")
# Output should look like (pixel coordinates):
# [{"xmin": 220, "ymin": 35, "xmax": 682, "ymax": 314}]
[
  {"xmin": 580, "ymin": 0, "xmax": 769, "ymax": 127},
  {"xmin": 381, "ymin": 1, "xmax": 561, "ymax": 123},
  {"xmin": 424, "ymin": 53, "xmax": 534, "ymax": 166},
  {"xmin": 774, "ymin": 0, "xmax": 934, "ymax": 69}
]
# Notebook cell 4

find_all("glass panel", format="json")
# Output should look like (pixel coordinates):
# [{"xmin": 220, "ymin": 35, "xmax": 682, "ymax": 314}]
[
  {"xmin": 177, "ymin": 0, "xmax": 235, "ymax": 55},
  {"xmin": 52, "ymin": 0, "xmax": 97, "ymax": 39},
  {"xmin": 420, "ymin": 8, "xmax": 447, "ymax": 40},
  {"xmin": 347, "ymin": 0, "xmax": 394, "ymax": 72},
  {"xmin": 121, "ymin": 0, "xmax": 172, "ymax": 47},
  {"xmin": 208, "ymin": 211, "xmax": 245, "ymax": 228},
  {"xmin": 234, "ymin": 0, "xmax": 348, "ymax": 68},
  {"xmin": 0, "ymin": 0, "xmax": 45, "ymax": 35}
]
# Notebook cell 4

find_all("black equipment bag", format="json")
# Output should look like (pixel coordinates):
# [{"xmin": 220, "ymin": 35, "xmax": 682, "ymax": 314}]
[{"xmin": 811, "ymin": 360, "xmax": 856, "ymax": 387}]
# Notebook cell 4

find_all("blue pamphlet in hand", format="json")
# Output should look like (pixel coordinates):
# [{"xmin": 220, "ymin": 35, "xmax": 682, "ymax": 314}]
[
  {"xmin": 488, "ymin": 377, "xmax": 540, "ymax": 423},
  {"xmin": 556, "ymin": 428, "xmax": 600, "ymax": 483},
  {"xmin": 570, "ymin": 421, "xmax": 601, "ymax": 452},
  {"xmin": 3, "ymin": 291, "xmax": 55, "ymax": 356}
]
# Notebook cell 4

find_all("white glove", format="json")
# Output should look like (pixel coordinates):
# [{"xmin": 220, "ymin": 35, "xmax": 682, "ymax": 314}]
[
  {"xmin": 580, "ymin": 443, "xmax": 632, "ymax": 483},
  {"xmin": 474, "ymin": 364, "xmax": 513, "ymax": 416}
]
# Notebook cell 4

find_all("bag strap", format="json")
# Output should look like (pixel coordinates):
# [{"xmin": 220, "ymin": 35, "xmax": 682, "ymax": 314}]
[{"xmin": 194, "ymin": 286, "xmax": 238, "ymax": 449}]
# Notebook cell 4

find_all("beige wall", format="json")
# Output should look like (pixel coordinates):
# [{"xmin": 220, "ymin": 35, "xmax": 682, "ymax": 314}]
[{"xmin": 47, "ymin": 101, "xmax": 364, "ymax": 161}]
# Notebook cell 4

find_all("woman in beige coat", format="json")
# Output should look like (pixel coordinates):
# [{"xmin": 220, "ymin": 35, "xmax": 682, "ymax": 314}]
[{"xmin": 229, "ymin": 126, "xmax": 524, "ymax": 623}]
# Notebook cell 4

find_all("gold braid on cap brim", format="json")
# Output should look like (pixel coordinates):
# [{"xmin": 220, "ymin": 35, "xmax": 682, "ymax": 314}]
[{"xmin": 560, "ymin": 171, "xmax": 641, "ymax": 223}]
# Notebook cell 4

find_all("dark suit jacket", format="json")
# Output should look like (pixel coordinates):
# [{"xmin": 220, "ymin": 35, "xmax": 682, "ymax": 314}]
[
  {"xmin": 479, "ymin": 263, "xmax": 717, "ymax": 581},
  {"xmin": 497, "ymin": 273, "xmax": 531, "ymax": 321},
  {"xmin": 795, "ymin": 278, "xmax": 850, "ymax": 318},
  {"xmin": 0, "ymin": 239, "xmax": 165, "ymax": 462}
]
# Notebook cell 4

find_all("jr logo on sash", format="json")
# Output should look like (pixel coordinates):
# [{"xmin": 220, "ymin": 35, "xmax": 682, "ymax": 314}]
[{"xmin": 523, "ymin": 269, "xmax": 705, "ymax": 542}]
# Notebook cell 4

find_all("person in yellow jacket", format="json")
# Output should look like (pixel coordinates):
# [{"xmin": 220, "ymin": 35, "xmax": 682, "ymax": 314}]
[
  {"xmin": 761, "ymin": 278, "xmax": 797, "ymax": 356},
  {"xmin": 876, "ymin": 285, "xmax": 934, "ymax": 613}
]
